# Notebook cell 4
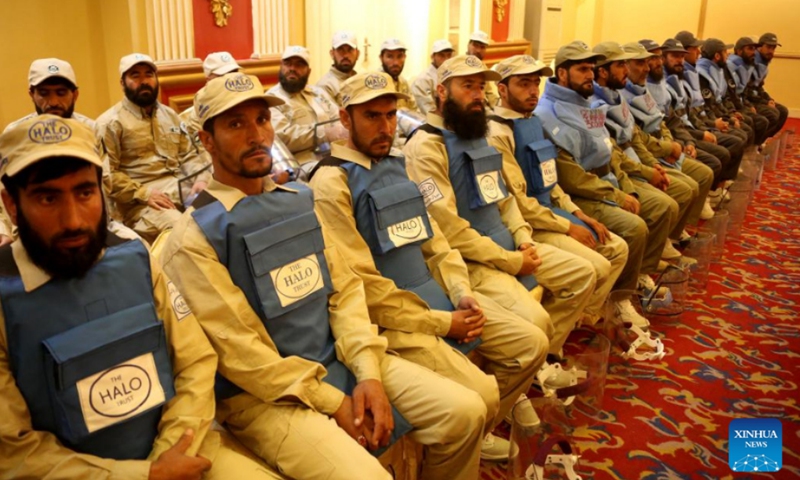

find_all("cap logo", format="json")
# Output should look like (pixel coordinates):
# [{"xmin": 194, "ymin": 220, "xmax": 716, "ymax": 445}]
[
  {"xmin": 341, "ymin": 94, "xmax": 351, "ymax": 105},
  {"xmin": 221, "ymin": 53, "xmax": 232, "ymax": 61},
  {"xmin": 135, "ymin": 54, "xmax": 144, "ymax": 61},
  {"xmin": 198, "ymin": 104, "xmax": 210, "ymax": 119},
  {"xmin": 579, "ymin": 42, "xmax": 589, "ymax": 49},
  {"xmin": 440, "ymin": 69, "xmax": 453, "ymax": 81},
  {"xmin": 48, "ymin": 65, "xmax": 59, "ymax": 73},
  {"xmin": 523, "ymin": 56, "xmax": 534, "ymax": 64},
  {"xmin": 225, "ymin": 74, "xmax": 255, "ymax": 92},
  {"xmin": 465, "ymin": 56, "xmax": 482, "ymax": 68},
  {"xmin": 676, "ymin": 41, "xmax": 684, "ymax": 48},
  {"xmin": 28, "ymin": 118, "xmax": 72, "ymax": 144},
  {"xmin": 365, "ymin": 74, "xmax": 388, "ymax": 90},
  {"xmin": 497, "ymin": 65, "xmax": 513, "ymax": 76}
]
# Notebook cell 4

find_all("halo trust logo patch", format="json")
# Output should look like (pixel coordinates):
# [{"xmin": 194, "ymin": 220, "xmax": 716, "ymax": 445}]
[
  {"xmin": 729, "ymin": 418, "xmax": 782, "ymax": 472},
  {"xmin": 28, "ymin": 118, "xmax": 72, "ymax": 144},
  {"xmin": 225, "ymin": 74, "xmax": 254, "ymax": 92}
]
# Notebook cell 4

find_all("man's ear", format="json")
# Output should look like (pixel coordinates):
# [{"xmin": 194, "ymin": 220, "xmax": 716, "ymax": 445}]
[
  {"xmin": 198, "ymin": 129, "xmax": 215, "ymax": 156},
  {"xmin": 339, "ymin": 108, "xmax": 353, "ymax": 132},
  {"xmin": 2, "ymin": 189, "xmax": 19, "ymax": 226}
]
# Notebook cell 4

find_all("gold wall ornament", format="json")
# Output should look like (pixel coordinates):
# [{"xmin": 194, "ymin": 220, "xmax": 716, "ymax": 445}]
[
  {"xmin": 210, "ymin": 0, "xmax": 233, "ymax": 27},
  {"xmin": 494, "ymin": 0, "xmax": 508, "ymax": 22}
]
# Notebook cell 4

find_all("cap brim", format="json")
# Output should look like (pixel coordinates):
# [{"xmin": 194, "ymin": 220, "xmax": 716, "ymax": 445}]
[
  {"xmin": 432, "ymin": 48, "xmax": 455, "ymax": 54},
  {"xmin": 5, "ymin": 147, "xmax": 103, "ymax": 178},
  {"xmin": 123, "ymin": 61, "xmax": 158, "ymax": 76},
  {"xmin": 662, "ymin": 48, "xmax": 689, "ymax": 54},
  {"xmin": 333, "ymin": 41, "xmax": 358, "ymax": 49},
  {"xmin": 505, "ymin": 64, "xmax": 554, "ymax": 79},
  {"xmin": 381, "ymin": 46, "xmax": 406, "ymax": 51},
  {"xmin": 574, "ymin": 52, "xmax": 606, "ymax": 63},
  {"xmin": 31, "ymin": 74, "xmax": 77, "ymax": 88},
  {"xmin": 348, "ymin": 91, "xmax": 411, "ymax": 107},
  {"xmin": 597, "ymin": 51, "xmax": 639, "ymax": 65},
  {"xmin": 211, "ymin": 64, "xmax": 240, "ymax": 76},
  {"xmin": 211, "ymin": 92, "xmax": 285, "ymax": 121}
]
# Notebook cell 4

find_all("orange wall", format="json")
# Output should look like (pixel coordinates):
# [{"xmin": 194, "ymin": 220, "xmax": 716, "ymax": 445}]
[
  {"xmin": 491, "ymin": 0, "xmax": 511, "ymax": 42},
  {"xmin": 192, "ymin": 0, "xmax": 254, "ymax": 60}
]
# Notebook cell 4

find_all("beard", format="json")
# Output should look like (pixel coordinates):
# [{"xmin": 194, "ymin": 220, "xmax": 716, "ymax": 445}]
[
  {"xmin": 570, "ymin": 78, "xmax": 594, "ymax": 99},
  {"xmin": 238, "ymin": 146, "xmax": 274, "ymax": 178},
  {"xmin": 606, "ymin": 75, "xmax": 626, "ymax": 90},
  {"xmin": 507, "ymin": 92, "xmax": 537, "ymax": 115},
  {"xmin": 279, "ymin": 70, "xmax": 309, "ymax": 94},
  {"xmin": 351, "ymin": 121, "xmax": 393, "ymax": 159},
  {"xmin": 18, "ymin": 205, "xmax": 107, "ymax": 279},
  {"xmin": 124, "ymin": 82, "xmax": 159, "ymax": 108},
  {"xmin": 648, "ymin": 64, "xmax": 664, "ymax": 82},
  {"xmin": 665, "ymin": 63, "xmax": 684, "ymax": 80},
  {"xmin": 35, "ymin": 102, "xmax": 75, "ymax": 118},
  {"xmin": 442, "ymin": 97, "xmax": 487, "ymax": 140},
  {"xmin": 334, "ymin": 59, "xmax": 355, "ymax": 74},
  {"xmin": 381, "ymin": 61, "xmax": 403, "ymax": 80},
  {"xmin": 743, "ymin": 54, "xmax": 755, "ymax": 65}
]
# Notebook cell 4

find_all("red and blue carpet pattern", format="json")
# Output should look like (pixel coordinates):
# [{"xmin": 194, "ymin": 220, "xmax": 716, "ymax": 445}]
[{"xmin": 480, "ymin": 122, "xmax": 800, "ymax": 479}]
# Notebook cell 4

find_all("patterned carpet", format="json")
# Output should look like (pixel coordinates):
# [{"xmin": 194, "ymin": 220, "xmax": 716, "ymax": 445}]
[{"xmin": 480, "ymin": 122, "xmax": 800, "ymax": 480}]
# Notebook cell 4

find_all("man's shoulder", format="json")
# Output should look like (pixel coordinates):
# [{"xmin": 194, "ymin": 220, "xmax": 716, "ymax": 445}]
[
  {"xmin": 95, "ymin": 102, "xmax": 126, "ymax": 128},
  {"xmin": 2, "ymin": 113, "xmax": 37, "ymax": 134}
]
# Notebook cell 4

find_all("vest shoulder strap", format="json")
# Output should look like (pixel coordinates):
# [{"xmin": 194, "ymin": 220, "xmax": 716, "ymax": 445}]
[
  {"xmin": 308, "ymin": 157, "xmax": 347, "ymax": 180},
  {"xmin": 191, "ymin": 190, "xmax": 218, "ymax": 210},
  {"xmin": 406, "ymin": 122, "xmax": 443, "ymax": 143},
  {"xmin": 0, "ymin": 245, "xmax": 18, "ymax": 277},
  {"xmin": 487, "ymin": 114, "xmax": 514, "ymax": 128}
]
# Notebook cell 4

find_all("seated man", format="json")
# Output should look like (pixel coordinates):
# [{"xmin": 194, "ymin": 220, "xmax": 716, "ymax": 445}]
[
  {"xmin": 751, "ymin": 33, "xmax": 789, "ymax": 138},
  {"xmin": 534, "ymin": 42, "xmax": 677, "ymax": 320},
  {"xmin": 268, "ymin": 46, "xmax": 343, "ymax": 177},
  {"xmin": 465, "ymin": 30, "xmax": 499, "ymax": 108},
  {"xmin": 411, "ymin": 39, "xmax": 455, "ymax": 115},
  {"xmin": 317, "ymin": 31, "xmax": 359, "ymax": 102},
  {"xmin": 159, "ymin": 72, "xmax": 486, "ymax": 480},
  {"xmin": 726, "ymin": 36, "xmax": 771, "ymax": 146},
  {"xmin": 488, "ymin": 54, "xmax": 633, "ymax": 326},
  {"xmin": 96, "ymin": 53, "xmax": 208, "ymax": 242},
  {"xmin": 404, "ymin": 55, "xmax": 597, "ymax": 368},
  {"xmin": 310, "ymin": 72, "xmax": 547, "ymax": 460},
  {"xmin": 0, "ymin": 116, "xmax": 280, "ymax": 479}
]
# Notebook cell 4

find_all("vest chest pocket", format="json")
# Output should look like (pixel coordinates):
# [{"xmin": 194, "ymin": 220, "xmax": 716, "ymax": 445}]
[
  {"xmin": 523, "ymin": 140, "xmax": 558, "ymax": 191},
  {"xmin": 465, "ymin": 146, "xmax": 509, "ymax": 208},
  {"xmin": 244, "ymin": 211, "xmax": 333, "ymax": 318},
  {"xmin": 42, "ymin": 303, "xmax": 174, "ymax": 444},
  {"xmin": 367, "ymin": 182, "xmax": 433, "ymax": 254}
]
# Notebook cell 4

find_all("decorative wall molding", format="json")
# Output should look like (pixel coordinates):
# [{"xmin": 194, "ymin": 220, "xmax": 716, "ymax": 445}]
[
  {"xmin": 145, "ymin": 0, "xmax": 196, "ymax": 61},
  {"xmin": 251, "ymin": 0, "xmax": 290, "ymax": 58}
]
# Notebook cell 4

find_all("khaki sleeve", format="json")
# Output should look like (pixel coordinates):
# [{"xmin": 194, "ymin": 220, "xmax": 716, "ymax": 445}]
[
  {"xmin": 315, "ymin": 76, "xmax": 339, "ymax": 104},
  {"xmin": 96, "ymin": 119, "xmax": 150, "ymax": 206},
  {"xmin": 659, "ymin": 122, "xmax": 675, "ymax": 143},
  {"xmin": 310, "ymin": 168, "xmax": 451, "ymax": 337},
  {"xmin": 555, "ymin": 148, "xmax": 628, "ymax": 205},
  {"xmin": 421, "ymin": 215, "xmax": 474, "ymax": 306},
  {"xmin": 0, "ymin": 202, "xmax": 12, "ymax": 239},
  {"xmin": 488, "ymin": 126, "xmax": 571, "ymax": 235},
  {"xmin": 411, "ymin": 76, "xmax": 435, "ymax": 116},
  {"xmin": 0, "ymin": 306, "xmax": 151, "ymax": 479},
  {"xmin": 147, "ymin": 255, "xmax": 218, "ymax": 460},
  {"xmin": 403, "ymin": 134, "xmax": 525, "ymax": 275},
  {"xmin": 641, "ymin": 126, "xmax": 674, "ymax": 159},
  {"xmin": 160, "ymin": 219, "xmax": 345, "ymax": 416},
  {"xmin": 617, "ymin": 142, "xmax": 655, "ymax": 181},
  {"xmin": 497, "ymin": 194, "xmax": 534, "ymax": 247},
  {"xmin": 610, "ymin": 146, "xmax": 639, "ymax": 194},
  {"xmin": 550, "ymin": 184, "xmax": 581, "ymax": 214},
  {"xmin": 271, "ymin": 103, "xmax": 319, "ymax": 154},
  {"xmin": 177, "ymin": 123, "xmax": 209, "ymax": 180}
]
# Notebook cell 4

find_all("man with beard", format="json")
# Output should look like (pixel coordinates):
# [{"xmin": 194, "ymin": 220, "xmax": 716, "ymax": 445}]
[
  {"xmin": 411, "ymin": 39, "xmax": 455, "ymax": 114},
  {"xmin": 317, "ymin": 31, "xmax": 360, "ymax": 104},
  {"xmin": 487, "ymin": 54, "xmax": 634, "ymax": 327},
  {"xmin": 377, "ymin": 38, "xmax": 418, "ymax": 112},
  {"xmin": 160, "ymin": 71, "xmax": 487, "ymax": 480},
  {"xmin": 311, "ymin": 72, "xmax": 547, "ymax": 461},
  {"xmin": 535, "ymin": 41, "xmax": 677, "ymax": 306},
  {"xmin": 268, "ymin": 46, "xmax": 341, "ymax": 175},
  {"xmin": 726, "ymin": 36, "xmax": 771, "ymax": 146},
  {"xmin": 591, "ymin": 42, "xmax": 708, "ymax": 259},
  {"xmin": 466, "ymin": 30, "xmax": 499, "ymax": 108},
  {"xmin": 4, "ymin": 58, "xmax": 94, "ymax": 133},
  {"xmin": 0, "ymin": 116, "xmax": 283, "ymax": 479},
  {"xmin": 96, "ymin": 53, "xmax": 207, "ymax": 242},
  {"xmin": 751, "ymin": 33, "xmax": 789, "ymax": 137},
  {"xmin": 404, "ymin": 55, "xmax": 596, "ymax": 385}
]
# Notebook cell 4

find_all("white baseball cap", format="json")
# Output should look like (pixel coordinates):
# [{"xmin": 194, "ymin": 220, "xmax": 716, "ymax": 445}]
[
  {"xmin": 203, "ymin": 51, "xmax": 240, "ymax": 78},
  {"xmin": 469, "ymin": 30, "xmax": 490, "ymax": 45},
  {"xmin": 332, "ymin": 31, "xmax": 358, "ymax": 49},
  {"xmin": 119, "ymin": 53, "xmax": 157, "ymax": 77},
  {"xmin": 432, "ymin": 39, "xmax": 455, "ymax": 54},
  {"xmin": 281, "ymin": 45, "xmax": 311, "ymax": 65},
  {"xmin": 381, "ymin": 38, "xmax": 406, "ymax": 51},
  {"xmin": 28, "ymin": 58, "xmax": 78, "ymax": 88}
]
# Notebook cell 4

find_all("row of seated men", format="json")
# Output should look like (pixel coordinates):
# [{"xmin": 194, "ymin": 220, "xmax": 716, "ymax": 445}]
[{"xmin": 0, "ymin": 28, "xmax": 787, "ymax": 479}]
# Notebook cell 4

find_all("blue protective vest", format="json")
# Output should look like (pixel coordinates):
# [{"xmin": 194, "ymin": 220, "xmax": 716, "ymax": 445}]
[
  {"xmin": 535, "ymin": 81, "xmax": 617, "ymax": 188},
  {"xmin": 696, "ymin": 58, "xmax": 727, "ymax": 102},
  {"xmin": 681, "ymin": 67, "xmax": 707, "ymax": 109},
  {"xmin": 508, "ymin": 115, "xmax": 558, "ymax": 208},
  {"xmin": 591, "ymin": 83, "xmax": 635, "ymax": 145},
  {"xmin": 421, "ymin": 125, "xmax": 538, "ymax": 290},
  {"xmin": 664, "ymin": 76, "xmax": 694, "ymax": 128},
  {"xmin": 191, "ymin": 184, "xmax": 412, "ymax": 454},
  {"xmin": 753, "ymin": 50, "xmax": 769, "ymax": 86},
  {"xmin": 335, "ymin": 155, "xmax": 481, "ymax": 354},
  {"xmin": 0, "ymin": 238, "xmax": 174, "ymax": 460},
  {"xmin": 645, "ymin": 77, "xmax": 671, "ymax": 115},
  {"xmin": 727, "ymin": 55, "xmax": 753, "ymax": 96},
  {"xmin": 620, "ymin": 80, "xmax": 664, "ymax": 135}
]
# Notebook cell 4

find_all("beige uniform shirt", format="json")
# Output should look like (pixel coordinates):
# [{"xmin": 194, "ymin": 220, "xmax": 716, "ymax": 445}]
[
  {"xmin": 403, "ymin": 113, "xmax": 533, "ymax": 276},
  {"xmin": 485, "ymin": 82, "xmax": 499, "ymax": 110},
  {"xmin": 95, "ymin": 98, "xmax": 207, "ymax": 223},
  {"xmin": 555, "ymin": 138, "xmax": 634, "ymax": 206},
  {"xmin": 316, "ymin": 67, "xmax": 356, "ymax": 105},
  {"xmin": 411, "ymin": 64, "xmax": 438, "ymax": 115},
  {"xmin": 160, "ymin": 178, "xmax": 388, "ymax": 417},
  {"xmin": 488, "ymin": 107, "xmax": 582, "ymax": 235},
  {"xmin": 0, "ymin": 238, "xmax": 219, "ymax": 479},
  {"xmin": 267, "ymin": 83, "xmax": 340, "ymax": 165},
  {"xmin": 3, "ymin": 111, "xmax": 95, "ymax": 134},
  {"xmin": 311, "ymin": 142, "xmax": 481, "ymax": 336},
  {"xmin": 378, "ymin": 65, "xmax": 419, "ymax": 112}
]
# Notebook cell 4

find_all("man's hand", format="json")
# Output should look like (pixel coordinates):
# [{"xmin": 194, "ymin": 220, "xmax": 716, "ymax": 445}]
[
  {"xmin": 575, "ymin": 210, "xmax": 610, "ymax": 245},
  {"xmin": 147, "ymin": 189, "xmax": 177, "ymax": 210},
  {"xmin": 714, "ymin": 118, "xmax": 729, "ymax": 132},
  {"xmin": 683, "ymin": 143, "xmax": 697, "ymax": 158},
  {"xmin": 332, "ymin": 396, "xmax": 364, "ymax": 442},
  {"xmin": 768, "ymin": 99, "xmax": 776, "ymax": 108},
  {"xmin": 622, "ymin": 194, "xmax": 641, "ymax": 214},
  {"xmin": 270, "ymin": 170, "xmax": 291, "ymax": 185},
  {"xmin": 517, "ymin": 243, "xmax": 542, "ymax": 275},
  {"xmin": 670, "ymin": 141, "xmax": 682, "ymax": 159},
  {"xmin": 750, "ymin": 106, "xmax": 757, "ymax": 114},
  {"xmin": 649, "ymin": 167, "xmax": 669, "ymax": 191},
  {"xmin": 0, "ymin": 234, "xmax": 12, "ymax": 247},
  {"xmin": 567, "ymin": 222, "xmax": 596, "ymax": 249},
  {"xmin": 703, "ymin": 131, "xmax": 718, "ymax": 144},
  {"xmin": 351, "ymin": 379, "xmax": 394, "ymax": 450},
  {"xmin": 449, "ymin": 297, "xmax": 486, "ymax": 342},
  {"xmin": 149, "ymin": 429, "xmax": 211, "ymax": 480}
]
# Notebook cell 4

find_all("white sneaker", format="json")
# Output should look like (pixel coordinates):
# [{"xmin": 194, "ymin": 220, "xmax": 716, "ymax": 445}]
[
  {"xmin": 700, "ymin": 198, "xmax": 715, "ymax": 220},
  {"xmin": 616, "ymin": 299, "xmax": 650, "ymax": 329},
  {"xmin": 708, "ymin": 188, "xmax": 730, "ymax": 207},
  {"xmin": 638, "ymin": 274, "xmax": 670, "ymax": 298},
  {"xmin": 505, "ymin": 393, "xmax": 541, "ymax": 427},
  {"xmin": 662, "ymin": 239, "xmax": 682, "ymax": 260},
  {"xmin": 481, "ymin": 433, "xmax": 510, "ymax": 461}
]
